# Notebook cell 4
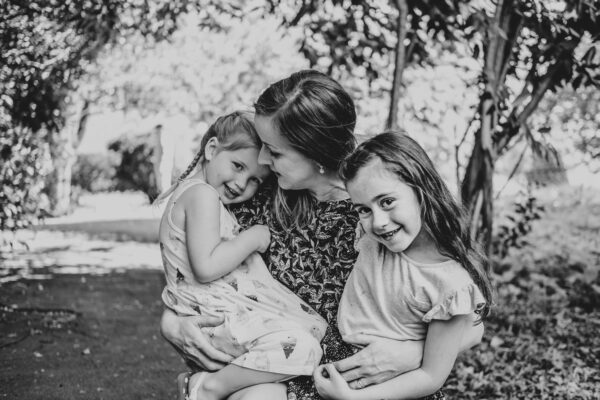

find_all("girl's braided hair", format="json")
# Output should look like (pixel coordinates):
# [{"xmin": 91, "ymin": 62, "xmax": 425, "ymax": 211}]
[{"xmin": 154, "ymin": 110, "xmax": 260, "ymax": 204}]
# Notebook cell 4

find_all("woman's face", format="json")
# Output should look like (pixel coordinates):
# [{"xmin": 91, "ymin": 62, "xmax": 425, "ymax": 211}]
[{"xmin": 254, "ymin": 115, "xmax": 320, "ymax": 191}]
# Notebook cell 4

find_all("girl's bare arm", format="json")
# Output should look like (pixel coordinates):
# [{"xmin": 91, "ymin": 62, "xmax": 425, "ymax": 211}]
[{"xmin": 182, "ymin": 184, "xmax": 269, "ymax": 282}]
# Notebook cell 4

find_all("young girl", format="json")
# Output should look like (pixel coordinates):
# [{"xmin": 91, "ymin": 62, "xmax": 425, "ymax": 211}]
[
  {"xmin": 156, "ymin": 111, "xmax": 328, "ymax": 400},
  {"xmin": 314, "ymin": 131, "xmax": 493, "ymax": 400}
]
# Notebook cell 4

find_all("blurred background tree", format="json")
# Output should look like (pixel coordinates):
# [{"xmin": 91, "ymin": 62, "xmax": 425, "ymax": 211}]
[{"xmin": 0, "ymin": 0, "xmax": 252, "ymax": 227}]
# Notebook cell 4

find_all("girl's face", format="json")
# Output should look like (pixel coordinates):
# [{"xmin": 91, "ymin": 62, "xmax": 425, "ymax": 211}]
[
  {"xmin": 204, "ymin": 138, "xmax": 271, "ymax": 205},
  {"xmin": 254, "ymin": 115, "xmax": 320, "ymax": 191},
  {"xmin": 347, "ymin": 158, "xmax": 425, "ymax": 254}
]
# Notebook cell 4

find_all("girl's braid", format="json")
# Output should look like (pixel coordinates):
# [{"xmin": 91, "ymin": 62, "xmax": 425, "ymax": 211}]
[{"xmin": 178, "ymin": 149, "xmax": 203, "ymax": 182}]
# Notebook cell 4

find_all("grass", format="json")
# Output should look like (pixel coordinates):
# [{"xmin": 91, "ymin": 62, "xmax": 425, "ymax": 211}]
[{"xmin": 446, "ymin": 186, "xmax": 600, "ymax": 399}]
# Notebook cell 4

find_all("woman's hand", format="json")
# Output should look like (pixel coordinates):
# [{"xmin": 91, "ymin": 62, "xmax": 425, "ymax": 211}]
[
  {"xmin": 332, "ymin": 334, "xmax": 424, "ymax": 389},
  {"xmin": 160, "ymin": 308, "xmax": 234, "ymax": 371},
  {"xmin": 314, "ymin": 364, "xmax": 356, "ymax": 400}
]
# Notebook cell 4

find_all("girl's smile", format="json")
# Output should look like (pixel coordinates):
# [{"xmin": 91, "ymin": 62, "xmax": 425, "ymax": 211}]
[
  {"xmin": 203, "ymin": 139, "xmax": 271, "ymax": 205},
  {"xmin": 378, "ymin": 226, "xmax": 403, "ymax": 241}
]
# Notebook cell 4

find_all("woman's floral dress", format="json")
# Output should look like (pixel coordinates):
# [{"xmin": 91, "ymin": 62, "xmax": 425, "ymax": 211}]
[{"xmin": 231, "ymin": 188, "xmax": 444, "ymax": 400}]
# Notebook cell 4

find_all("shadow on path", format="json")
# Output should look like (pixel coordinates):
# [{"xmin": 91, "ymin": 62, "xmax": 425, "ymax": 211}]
[{"xmin": 0, "ymin": 270, "xmax": 184, "ymax": 400}]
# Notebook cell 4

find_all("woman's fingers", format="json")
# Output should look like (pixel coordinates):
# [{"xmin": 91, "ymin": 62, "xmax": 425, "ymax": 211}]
[
  {"xmin": 338, "ymin": 367, "xmax": 363, "ymax": 382},
  {"xmin": 332, "ymin": 352, "xmax": 361, "ymax": 373},
  {"xmin": 195, "ymin": 314, "xmax": 226, "ymax": 328},
  {"xmin": 182, "ymin": 315, "xmax": 233, "ymax": 368},
  {"xmin": 347, "ymin": 372, "xmax": 392, "ymax": 390},
  {"xmin": 189, "ymin": 349, "xmax": 227, "ymax": 371},
  {"xmin": 199, "ymin": 343, "xmax": 234, "ymax": 365}
]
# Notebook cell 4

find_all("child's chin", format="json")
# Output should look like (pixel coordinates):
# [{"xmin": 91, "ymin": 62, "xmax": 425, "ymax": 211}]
[
  {"xmin": 225, "ymin": 197, "xmax": 248, "ymax": 205},
  {"xmin": 378, "ymin": 240, "xmax": 406, "ymax": 253}
]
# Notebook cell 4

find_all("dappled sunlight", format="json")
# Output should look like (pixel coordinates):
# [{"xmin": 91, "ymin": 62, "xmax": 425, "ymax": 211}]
[{"xmin": 1, "ymin": 229, "xmax": 161, "ymax": 284}]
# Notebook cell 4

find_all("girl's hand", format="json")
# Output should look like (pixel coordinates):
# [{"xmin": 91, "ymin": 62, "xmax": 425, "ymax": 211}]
[
  {"xmin": 333, "ymin": 334, "xmax": 424, "ymax": 389},
  {"xmin": 314, "ymin": 364, "xmax": 356, "ymax": 400},
  {"xmin": 160, "ymin": 308, "xmax": 234, "ymax": 371},
  {"xmin": 247, "ymin": 225, "xmax": 271, "ymax": 253}
]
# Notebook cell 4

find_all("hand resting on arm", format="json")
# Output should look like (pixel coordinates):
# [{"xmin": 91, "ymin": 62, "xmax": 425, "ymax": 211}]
[{"xmin": 334, "ymin": 320, "xmax": 484, "ymax": 389}]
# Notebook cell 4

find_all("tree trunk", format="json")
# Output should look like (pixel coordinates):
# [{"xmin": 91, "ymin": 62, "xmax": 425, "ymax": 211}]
[
  {"xmin": 46, "ymin": 128, "xmax": 75, "ymax": 216},
  {"xmin": 45, "ymin": 99, "xmax": 90, "ymax": 216},
  {"xmin": 461, "ymin": 0, "xmax": 518, "ymax": 254},
  {"xmin": 386, "ymin": 0, "xmax": 408, "ymax": 130},
  {"xmin": 461, "ymin": 93, "xmax": 495, "ymax": 254}
]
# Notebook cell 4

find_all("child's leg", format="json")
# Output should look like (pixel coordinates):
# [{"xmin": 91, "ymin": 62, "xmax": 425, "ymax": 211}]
[
  {"xmin": 227, "ymin": 383, "xmax": 287, "ymax": 400},
  {"xmin": 186, "ymin": 364, "xmax": 292, "ymax": 400}
]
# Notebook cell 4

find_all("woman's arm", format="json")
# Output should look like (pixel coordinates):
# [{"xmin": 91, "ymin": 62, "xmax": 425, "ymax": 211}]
[
  {"xmin": 160, "ymin": 308, "xmax": 233, "ymax": 371},
  {"xmin": 333, "ymin": 319, "xmax": 483, "ymax": 389},
  {"xmin": 182, "ymin": 185, "xmax": 270, "ymax": 282},
  {"xmin": 315, "ymin": 315, "xmax": 471, "ymax": 400}
]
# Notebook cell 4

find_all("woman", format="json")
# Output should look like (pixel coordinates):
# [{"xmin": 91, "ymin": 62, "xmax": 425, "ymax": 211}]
[{"xmin": 160, "ymin": 70, "xmax": 483, "ymax": 400}]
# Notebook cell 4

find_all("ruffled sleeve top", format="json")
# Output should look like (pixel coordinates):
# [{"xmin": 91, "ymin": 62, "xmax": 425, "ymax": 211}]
[{"xmin": 338, "ymin": 235, "xmax": 486, "ymax": 343}]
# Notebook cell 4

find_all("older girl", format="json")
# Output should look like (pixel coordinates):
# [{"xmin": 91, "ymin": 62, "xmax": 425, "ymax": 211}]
[{"xmin": 313, "ymin": 131, "xmax": 493, "ymax": 400}]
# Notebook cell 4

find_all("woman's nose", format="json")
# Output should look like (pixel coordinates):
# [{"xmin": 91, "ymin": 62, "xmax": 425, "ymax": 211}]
[{"xmin": 258, "ymin": 146, "xmax": 271, "ymax": 165}]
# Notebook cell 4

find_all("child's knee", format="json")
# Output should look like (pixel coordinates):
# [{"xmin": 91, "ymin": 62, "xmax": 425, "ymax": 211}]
[{"xmin": 227, "ymin": 383, "xmax": 286, "ymax": 400}]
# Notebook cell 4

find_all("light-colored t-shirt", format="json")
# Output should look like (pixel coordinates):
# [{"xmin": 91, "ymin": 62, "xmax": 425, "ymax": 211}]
[{"xmin": 337, "ymin": 234, "xmax": 485, "ymax": 344}]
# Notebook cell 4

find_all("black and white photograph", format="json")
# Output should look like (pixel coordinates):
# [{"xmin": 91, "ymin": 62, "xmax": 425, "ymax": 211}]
[{"xmin": 1, "ymin": 1, "xmax": 599, "ymax": 399}]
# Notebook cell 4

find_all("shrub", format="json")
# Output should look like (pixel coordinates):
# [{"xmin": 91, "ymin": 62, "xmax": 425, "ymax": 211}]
[
  {"xmin": 71, "ymin": 153, "xmax": 119, "ymax": 193},
  {"xmin": 108, "ymin": 132, "xmax": 159, "ymax": 202}
]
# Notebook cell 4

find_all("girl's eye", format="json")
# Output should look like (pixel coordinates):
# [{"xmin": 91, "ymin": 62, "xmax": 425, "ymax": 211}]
[
  {"xmin": 354, "ymin": 206, "xmax": 371, "ymax": 216},
  {"xmin": 380, "ymin": 198, "xmax": 395, "ymax": 209},
  {"xmin": 232, "ymin": 162, "xmax": 243, "ymax": 171}
]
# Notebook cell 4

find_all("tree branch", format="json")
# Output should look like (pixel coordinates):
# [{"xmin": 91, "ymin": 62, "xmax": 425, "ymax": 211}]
[
  {"xmin": 386, "ymin": 0, "xmax": 408, "ymax": 130},
  {"xmin": 496, "ymin": 61, "xmax": 563, "ymax": 153}
]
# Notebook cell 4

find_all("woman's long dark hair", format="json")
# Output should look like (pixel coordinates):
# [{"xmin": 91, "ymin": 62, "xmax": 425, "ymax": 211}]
[
  {"xmin": 340, "ymin": 131, "xmax": 493, "ymax": 320},
  {"xmin": 254, "ymin": 70, "xmax": 357, "ymax": 228}
]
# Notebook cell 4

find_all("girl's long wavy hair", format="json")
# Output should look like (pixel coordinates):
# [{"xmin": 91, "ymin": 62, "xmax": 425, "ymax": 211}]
[
  {"xmin": 340, "ymin": 131, "xmax": 493, "ymax": 320},
  {"xmin": 254, "ymin": 70, "xmax": 357, "ymax": 229},
  {"xmin": 154, "ymin": 111, "xmax": 261, "ymax": 204}
]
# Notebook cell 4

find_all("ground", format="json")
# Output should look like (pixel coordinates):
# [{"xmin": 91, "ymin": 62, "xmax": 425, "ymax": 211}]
[
  {"xmin": 0, "ymin": 271, "xmax": 182, "ymax": 400},
  {"xmin": 1, "ymin": 187, "xmax": 599, "ymax": 399}
]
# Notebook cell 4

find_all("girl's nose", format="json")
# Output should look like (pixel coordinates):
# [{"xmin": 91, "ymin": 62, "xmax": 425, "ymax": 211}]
[
  {"xmin": 371, "ymin": 208, "xmax": 389, "ymax": 231},
  {"xmin": 258, "ymin": 146, "xmax": 271, "ymax": 165},
  {"xmin": 234, "ymin": 176, "xmax": 248, "ymax": 192}
]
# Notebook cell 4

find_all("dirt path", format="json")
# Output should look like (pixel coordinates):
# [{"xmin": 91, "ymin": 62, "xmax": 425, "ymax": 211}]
[{"xmin": 0, "ymin": 270, "xmax": 184, "ymax": 400}]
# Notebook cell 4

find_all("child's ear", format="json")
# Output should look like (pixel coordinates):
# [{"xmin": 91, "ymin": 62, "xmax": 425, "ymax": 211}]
[{"xmin": 204, "ymin": 137, "xmax": 219, "ymax": 161}]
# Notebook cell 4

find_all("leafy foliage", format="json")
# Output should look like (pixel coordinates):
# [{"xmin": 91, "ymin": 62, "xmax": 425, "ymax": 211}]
[
  {"xmin": 82, "ymin": 11, "xmax": 306, "ymax": 125},
  {"xmin": 460, "ymin": 0, "xmax": 600, "ymax": 251},
  {"xmin": 492, "ymin": 193, "xmax": 544, "ymax": 259},
  {"xmin": 0, "ymin": 0, "xmax": 237, "ymax": 230},
  {"xmin": 267, "ymin": 0, "xmax": 463, "ymax": 78},
  {"xmin": 0, "ymin": 127, "xmax": 50, "ymax": 230},
  {"xmin": 447, "ymin": 190, "xmax": 600, "ymax": 399}
]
